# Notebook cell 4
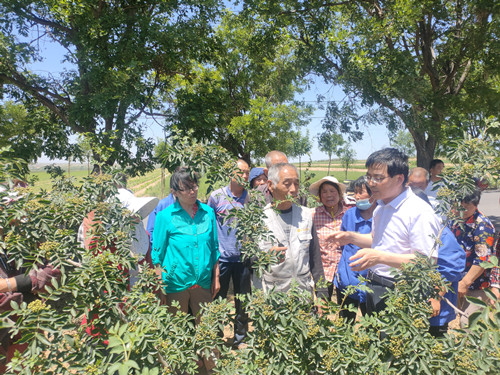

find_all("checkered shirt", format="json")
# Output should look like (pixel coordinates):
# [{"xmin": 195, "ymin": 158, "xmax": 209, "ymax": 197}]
[{"xmin": 313, "ymin": 204, "xmax": 349, "ymax": 282}]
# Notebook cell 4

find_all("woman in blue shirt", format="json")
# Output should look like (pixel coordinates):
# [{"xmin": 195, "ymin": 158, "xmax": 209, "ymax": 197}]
[
  {"xmin": 152, "ymin": 167, "xmax": 220, "ymax": 322},
  {"xmin": 334, "ymin": 176, "xmax": 376, "ymax": 323}
]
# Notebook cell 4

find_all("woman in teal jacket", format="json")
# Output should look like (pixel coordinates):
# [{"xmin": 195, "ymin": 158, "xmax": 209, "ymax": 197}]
[{"xmin": 152, "ymin": 167, "xmax": 220, "ymax": 321}]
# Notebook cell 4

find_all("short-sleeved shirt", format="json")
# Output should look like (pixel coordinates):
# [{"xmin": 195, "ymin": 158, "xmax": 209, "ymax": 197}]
[
  {"xmin": 313, "ymin": 204, "xmax": 348, "ymax": 282},
  {"xmin": 207, "ymin": 186, "xmax": 248, "ymax": 263},
  {"xmin": 371, "ymin": 187, "xmax": 442, "ymax": 278},
  {"xmin": 450, "ymin": 209, "xmax": 495, "ymax": 290},
  {"xmin": 151, "ymin": 200, "xmax": 220, "ymax": 293},
  {"xmin": 334, "ymin": 207, "xmax": 372, "ymax": 302}
]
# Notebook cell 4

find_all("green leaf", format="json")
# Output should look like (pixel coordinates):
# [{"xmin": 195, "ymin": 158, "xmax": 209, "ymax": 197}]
[{"xmin": 465, "ymin": 296, "xmax": 488, "ymax": 308}]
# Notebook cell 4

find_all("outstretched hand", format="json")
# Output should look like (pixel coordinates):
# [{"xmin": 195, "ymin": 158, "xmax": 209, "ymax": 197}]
[
  {"xmin": 29, "ymin": 265, "xmax": 62, "ymax": 293},
  {"xmin": 349, "ymin": 248, "xmax": 381, "ymax": 271},
  {"xmin": 327, "ymin": 231, "xmax": 352, "ymax": 248}
]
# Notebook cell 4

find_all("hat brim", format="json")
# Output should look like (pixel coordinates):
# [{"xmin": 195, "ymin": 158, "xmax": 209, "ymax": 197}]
[{"xmin": 309, "ymin": 177, "xmax": 346, "ymax": 197}]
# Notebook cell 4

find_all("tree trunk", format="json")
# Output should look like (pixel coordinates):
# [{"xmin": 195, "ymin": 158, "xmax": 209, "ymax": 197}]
[
  {"xmin": 299, "ymin": 156, "xmax": 302, "ymax": 179},
  {"xmin": 239, "ymin": 152, "xmax": 251, "ymax": 166},
  {"xmin": 328, "ymin": 156, "xmax": 332, "ymax": 175},
  {"xmin": 411, "ymin": 130, "xmax": 438, "ymax": 169}
]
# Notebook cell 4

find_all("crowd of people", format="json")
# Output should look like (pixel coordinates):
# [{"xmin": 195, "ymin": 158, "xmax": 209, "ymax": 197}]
[
  {"xmin": 147, "ymin": 147, "xmax": 499, "ymax": 351},
  {"xmin": 1, "ymin": 147, "xmax": 499, "ymax": 372}
]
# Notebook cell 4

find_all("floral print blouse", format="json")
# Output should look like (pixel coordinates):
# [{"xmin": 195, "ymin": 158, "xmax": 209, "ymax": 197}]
[{"xmin": 450, "ymin": 209, "xmax": 495, "ymax": 290}]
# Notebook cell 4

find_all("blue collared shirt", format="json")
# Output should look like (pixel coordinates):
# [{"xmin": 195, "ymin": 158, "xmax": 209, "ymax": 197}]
[
  {"xmin": 207, "ymin": 185, "xmax": 248, "ymax": 262},
  {"xmin": 334, "ymin": 207, "xmax": 372, "ymax": 302}
]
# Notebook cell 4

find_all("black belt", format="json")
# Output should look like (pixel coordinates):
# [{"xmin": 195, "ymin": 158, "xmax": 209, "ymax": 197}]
[{"xmin": 367, "ymin": 270, "xmax": 395, "ymax": 289}]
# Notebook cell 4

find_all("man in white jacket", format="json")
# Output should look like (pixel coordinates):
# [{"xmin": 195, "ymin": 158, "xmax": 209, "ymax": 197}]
[{"xmin": 257, "ymin": 163, "xmax": 327, "ymax": 298}]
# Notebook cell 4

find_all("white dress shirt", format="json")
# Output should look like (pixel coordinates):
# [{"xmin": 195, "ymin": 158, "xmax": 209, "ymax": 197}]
[{"xmin": 371, "ymin": 187, "xmax": 442, "ymax": 278}]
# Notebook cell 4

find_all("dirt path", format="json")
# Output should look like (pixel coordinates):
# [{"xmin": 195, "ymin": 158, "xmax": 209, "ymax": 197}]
[
  {"xmin": 134, "ymin": 177, "xmax": 162, "ymax": 196},
  {"xmin": 130, "ymin": 177, "xmax": 158, "ymax": 192}
]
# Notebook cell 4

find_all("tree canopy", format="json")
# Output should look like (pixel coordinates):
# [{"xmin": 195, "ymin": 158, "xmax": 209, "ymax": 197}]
[
  {"xmin": 165, "ymin": 11, "xmax": 313, "ymax": 163},
  {"xmin": 0, "ymin": 0, "xmax": 223, "ymax": 174},
  {"xmin": 243, "ymin": 0, "xmax": 499, "ymax": 167}
]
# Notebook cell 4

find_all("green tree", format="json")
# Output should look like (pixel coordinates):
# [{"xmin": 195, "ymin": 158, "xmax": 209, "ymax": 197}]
[
  {"xmin": 390, "ymin": 129, "xmax": 416, "ymax": 157},
  {"xmin": 0, "ymin": 100, "xmax": 73, "ymax": 162},
  {"xmin": 338, "ymin": 144, "xmax": 356, "ymax": 180},
  {"xmin": 76, "ymin": 135, "xmax": 93, "ymax": 175},
  {"xmin": 166, "ymin": 11, "xmax": 313, "ymax": 163},
  {"xmin": 289, "ymin": 130, "xmax": 312, "ymax": 177},
  {"xmin": 317, "ymin": 130, "xmax": 345, "ymax": 174},
  {"xmin": 0, "ymin": 0, "xmax": 222, "ymax": 174},
  {"xmin": 242, "ymin": 0, "xmax": 499, "ymax": 168}
]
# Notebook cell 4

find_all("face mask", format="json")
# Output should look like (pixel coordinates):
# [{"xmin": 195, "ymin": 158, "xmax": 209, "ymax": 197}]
[{"xmin": 356, "ymin": 198, "xmax": 372, "ymax": 211}]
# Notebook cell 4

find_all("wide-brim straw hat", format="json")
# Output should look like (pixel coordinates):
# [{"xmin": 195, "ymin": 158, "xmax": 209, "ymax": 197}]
[{"xmin": 309, "ymin": 176, "xmax": 346, "ymax": 197}]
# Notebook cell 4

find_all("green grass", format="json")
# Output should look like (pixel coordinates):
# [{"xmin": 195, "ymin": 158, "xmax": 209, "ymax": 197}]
[
  {"xmin": 29, "ymin": 170, "xmax": 89, "ymax": 192},
  {"xmin": 128, "ymin": 169, "xmax": 163, "ymax": 190},
  {"xmin": 27, "ymin": 164, "xmax": 367, "ymax": 197},
  {"xmin": 143, "ymin": 175, "xmax": 226, "ymax": 201},
  {"xmin": 300, "ymin": 169, "xmax": 365, "ymax": 185}
]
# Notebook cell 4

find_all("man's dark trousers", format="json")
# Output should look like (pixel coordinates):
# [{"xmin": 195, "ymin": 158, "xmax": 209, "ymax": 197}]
[{"xmin": 216, "ymin": 261, "xmax": 251, "ymax": 347}]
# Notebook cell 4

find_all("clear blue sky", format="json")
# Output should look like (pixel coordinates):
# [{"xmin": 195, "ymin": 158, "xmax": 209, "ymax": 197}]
[{"xmin": 27, "ymin": 26, "xmax": 390, "ymax": 163}]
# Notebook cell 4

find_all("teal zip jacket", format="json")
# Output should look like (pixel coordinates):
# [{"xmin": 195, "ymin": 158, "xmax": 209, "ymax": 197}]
[{"xmin": 151, "ymin": 200, "xmax": 220, "ymax": 293}]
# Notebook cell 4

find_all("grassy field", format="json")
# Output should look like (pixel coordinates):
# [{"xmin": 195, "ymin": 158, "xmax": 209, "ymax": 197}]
[
  {"xmin": 27, "ymin": 164, "xmax": 366, "ymax": 198},
  {"xmin": 143, "ymin": 168, "xmax": 366, "ymax": 201}
]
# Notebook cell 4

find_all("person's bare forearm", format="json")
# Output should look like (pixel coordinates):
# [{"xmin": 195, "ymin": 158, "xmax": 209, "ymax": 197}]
[
  {"xmin": 378, "ymin": 252, "xmax": 416, "ymax": 269},
  {"xmin": 461, "ymin": 265, "xmax": 484, "ymax": 288},
  {"xmin": 350, "ymin": 249, "xmax": 416, "ymax": 272},
  {"xmin": 0, "ymin": 277, "xmax": 17, "ymax": 293},
  {"xmin": 348, "ymin": 232, "xmax": 373, "ymax": 248}
]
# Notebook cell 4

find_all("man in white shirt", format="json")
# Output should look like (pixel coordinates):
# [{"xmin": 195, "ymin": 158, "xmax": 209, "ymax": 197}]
[{"xmin": 330, "ymin": 148, "xmax": 442, "ymax": 314}]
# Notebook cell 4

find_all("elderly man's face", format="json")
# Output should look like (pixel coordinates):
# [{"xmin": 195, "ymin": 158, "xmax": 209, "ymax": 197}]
[
  {"xmin": 408, "ymin": 173, "xmax": 428, "ymax": 191},
  {"xmin": 233, "ymin": 160, "xmax": 250, "ymax": 184},
  {"xmin": 269, "ymin": 166, "xmax": 299, "ymax": 208}
]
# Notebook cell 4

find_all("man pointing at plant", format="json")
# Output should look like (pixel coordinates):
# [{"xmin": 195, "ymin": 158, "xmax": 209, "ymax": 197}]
[{"xmin": 330, "ymin": 148, "xmax": 442, "ymax": 315}]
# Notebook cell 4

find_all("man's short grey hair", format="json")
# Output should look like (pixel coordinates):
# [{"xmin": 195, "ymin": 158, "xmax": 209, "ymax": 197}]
[
  {"xmin": 409, "ymin": 167, "xmax": 429, "ymax": 182},
  {"xmin": 268, "ymin": 163, "xmax": 298, "ymax": 186},
  {"xmin": 265, "ymin": 150, "xmax": 287, "ymax": 169}
]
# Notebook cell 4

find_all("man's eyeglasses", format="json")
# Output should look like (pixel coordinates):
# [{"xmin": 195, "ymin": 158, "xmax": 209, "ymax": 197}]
[
  {"xmin": 177, "ymin": 185, "xmax": 199, "ymax": 193},
  {"xmin": 364, "ymin": 175, "xmax": 390, "ymax": 184}
]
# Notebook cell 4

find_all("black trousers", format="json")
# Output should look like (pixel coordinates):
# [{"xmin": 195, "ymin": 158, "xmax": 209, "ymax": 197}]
[
  {"xmin": 366, "ymin": 276, "xmax": 449, "ymax": 338},
  {"xmin": 365, "ymin": 280, "xmax": 391, "ymax": 315},
  {"xmin": 216, "ymin": 261, "xmax": 251, "ymax": 346},
  {"xmin": 336, "ymin": 287, "xmax": 367, "ymax": 323}
]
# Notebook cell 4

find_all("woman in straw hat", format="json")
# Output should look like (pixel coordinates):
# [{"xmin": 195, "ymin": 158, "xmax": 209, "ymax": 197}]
[{"xmin": 309, "ymin": 176, "xmax": 351, "ymax": 300}]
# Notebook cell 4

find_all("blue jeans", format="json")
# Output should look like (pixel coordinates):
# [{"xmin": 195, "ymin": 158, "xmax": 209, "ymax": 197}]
[{"xmin": 216, "ymin": 261, "xmax": 251, "ymax": 346}]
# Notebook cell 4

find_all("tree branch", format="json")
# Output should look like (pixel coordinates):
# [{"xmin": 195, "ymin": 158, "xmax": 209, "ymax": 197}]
[
  {"xmin": 13, "ymin": 6, "xmax": 73, "ymax": 35},
  {"xmin": 277, "ymin": 1, "xmax": 352, "ymax": 16},
  {"xmin": 0, "ymin": 72, "xmax": 72, "ymax": 128},
  {"xmin": 453, "ymin": 59, "xmax": 471, "ymax": 95}
]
